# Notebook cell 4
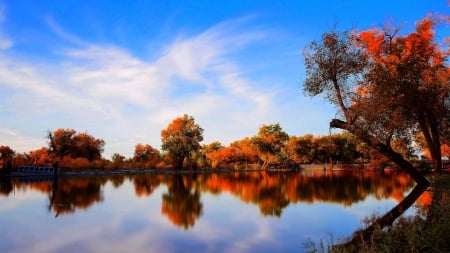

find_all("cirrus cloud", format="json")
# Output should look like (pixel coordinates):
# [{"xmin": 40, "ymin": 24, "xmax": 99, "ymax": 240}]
[{"xmin": 0, "ymin": 16, "xmax": 278, "ymax": 157}]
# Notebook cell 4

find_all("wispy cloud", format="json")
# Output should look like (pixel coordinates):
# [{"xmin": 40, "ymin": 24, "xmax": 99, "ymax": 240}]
[
  {"xmin": 45, "ymin": 16, "xmax": 87, "ymax": 46},
  {"xmin": 0, "ymin": 127, "xmax": 18, "ymax": 138},
  {"xmin": 0, "ymin": 16, "xmax": 277, "ymax": 157}
]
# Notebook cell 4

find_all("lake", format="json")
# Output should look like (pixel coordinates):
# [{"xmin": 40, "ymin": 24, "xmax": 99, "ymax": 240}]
[{"xmin": 0, "ymin": 169, "xmax": 423, "ymax": 253}]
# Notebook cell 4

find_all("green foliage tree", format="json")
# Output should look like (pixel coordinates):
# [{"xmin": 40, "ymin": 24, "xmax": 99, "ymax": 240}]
[
  {"xmin": 161, "ymin": 114, "xmax": 204, "ymax": 169},
  {"xmin": 285, "ymin": 133, "xmax": 362, "ymax": 164},
  {"xmin": 253, "ymin": 123, "xmax": 289, "ymax": 164}
]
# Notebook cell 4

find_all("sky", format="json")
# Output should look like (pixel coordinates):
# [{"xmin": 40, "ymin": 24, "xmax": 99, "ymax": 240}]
[{"xmin": 0, "ymin": 1, "xmax": 448, "ymax": 158}]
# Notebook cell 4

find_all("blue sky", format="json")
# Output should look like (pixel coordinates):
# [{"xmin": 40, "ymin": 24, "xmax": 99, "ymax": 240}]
[{"xmin": 0, "ymin": 1, "xmax": 448, "ymax": 158}]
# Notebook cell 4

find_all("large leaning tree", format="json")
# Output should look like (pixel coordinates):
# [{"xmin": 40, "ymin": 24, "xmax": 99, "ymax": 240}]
[
  {"xmin": 302, "ymin": 16, "xmax": 449, "ymax": 184},
  {"xmin": 161, "ymin": 114, "xmax": 204, "ymax": 169}
]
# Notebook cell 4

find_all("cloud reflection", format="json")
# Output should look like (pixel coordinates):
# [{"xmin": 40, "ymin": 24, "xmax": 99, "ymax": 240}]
[{"xmin": 0, "ymin": 171, "xmax": 418, "ymax": 253}]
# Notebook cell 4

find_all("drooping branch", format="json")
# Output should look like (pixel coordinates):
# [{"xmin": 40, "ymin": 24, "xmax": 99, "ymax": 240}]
[{"xmin": 330, "ymin": 119, "xmax": 429, "ymax": 185}]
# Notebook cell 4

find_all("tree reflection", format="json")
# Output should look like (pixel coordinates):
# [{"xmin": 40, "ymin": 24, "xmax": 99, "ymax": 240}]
[
  {"xmin": 110, "ymin": 175, "xmax": 126, "ymax": 188},
  {"xmin": 0, "ymin": 178, "xmax": 13, "ymax": 195},
  {"xmin": 335, "ymin": 182, "xmax": 428, "ymax": 250},
  {"xmin": 133, "ymin": 175, "xmax": 162, "ymax": 197},
  {"xmin": 2, "ymin": 170, "xmax": 416, "ymax": 228},
  {"xmin": 201, "ymin": 170, "xmax": 414, "ymax": 217},
  {"xmin": 48, "ymin": 177, "xmax": 105, "ymax": 217},
  {"xmin": 161, "ymin": 174, "xmax": 203, "ymax": 229}
]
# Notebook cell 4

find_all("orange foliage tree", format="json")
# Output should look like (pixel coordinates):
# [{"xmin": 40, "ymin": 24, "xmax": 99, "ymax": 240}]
[
  {"xmin": 0, "ymin": 145, "xmax": 15, "ymax": 162},
  {"xmin": 133, "ymin": 143, "xmax": 160, "ymax": 168},
  {"xmin": 252, "ymin": 123, "xmax": 289, "ymax": 165},
  {"xmin": 48, "ymin": 128, "xmax": 105, "ymax": 162},
  {"xmin": 355, "ymin": 17, "xmax": 449, "ymax": 173},
  {"xmin": 206, "ymin": 147, "xmax": 237, "ymax": 169},
  {"xmin": 27, "ymin": 147, "xmax": 51, "ymax": 166},
  {"xmin": 303, "ymin": 16, "xmax": 449, "ymax": 183},
  {"xmin": 199, "ymin": 141, "xmax": 223, "ymax": 168},
  {"xmin": 230, "ymin": 137, "xmax": 259, "ymax": 168},
  {"xmin": 161, "ymin": 114, "xmax": 204, "ymax": 169}
]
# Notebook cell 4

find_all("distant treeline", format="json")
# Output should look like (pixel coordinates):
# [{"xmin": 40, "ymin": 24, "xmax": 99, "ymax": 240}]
[{"xmin": 2, "ymin": 114, "xmax": 443, "ymax": 170}]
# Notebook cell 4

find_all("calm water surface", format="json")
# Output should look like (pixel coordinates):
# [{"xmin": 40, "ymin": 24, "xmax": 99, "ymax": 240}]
[{"xmin": 0, "ymin": 170, "xmax": 421, "ymax": 253}]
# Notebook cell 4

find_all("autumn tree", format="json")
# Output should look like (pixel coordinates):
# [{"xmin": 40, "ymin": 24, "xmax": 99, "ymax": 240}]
[
  {"xmin": 303, "ymin": 16, "xmax": 449, "ymax": 183},
  {"xmin": 0, "ymin": 145, "xmax": 15, "ymax": 171},
  {"xmin": 0, "ymin": 145, "xmax": 15, "ymax": 161},
  {"xmin": 311, "ymin": 135, "xmax": 338, "ymax": 164},
  {"xmin": 110, "ymin": 153, "xmax": 127, "ymax": 169},
  {"xmin": 285, "ymin": 133, "xmax": 362, "ymax": 164},
  {"xmin": 285, "ymin": 135, "xmax": 315, "ymax": 163},
  {"xmin": 200, "ymin": 141, "xmax": 223, "ymax": 168},
  {"xmin": 206, "ymin": 147, "xmax": 238, "ymax": 169},
  {"xmin": 72, "ymin": 132, "xmax": 105, "ymax": 161},
  {"xmin": 28, "ymin": 147, "xmax": 51, "ymax": 166},
  {"xmin": 161, "ymin": 114, "xmax": 204, "ymax": 169},
  {"xmin": 252, "ymin": 123, "xmax": 289, "ymax": 166},
  {"xmin": 230, "ymin": 137, "xmax": 259, "ymax": 168},
  {"xmin": 133, "ymin": 143, "xmax": 160, "ymax": 168},
  {"xmin": 48, "ymin": 128, "xmax": 105, "ymax": 162},
  {"xmin": 354, "ymin": 17, "xmax": 450, "ymax": 173},
  {"xmin": 47, "ymin": 128, "xmax": 76, "ymax": 158},
  {"xmin": 326, "ymin": 132, "xmax": 361, "ymax": 163}
]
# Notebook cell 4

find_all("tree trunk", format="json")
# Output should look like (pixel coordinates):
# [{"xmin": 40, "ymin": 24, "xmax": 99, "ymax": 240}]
[
  {"xmin": 418, "ymin": 115, "xmax": 442, "ymax": 173},
  {"xmin": 174, "ymin": 156, "xmax": 184, "ymax": 170},
  {"xmin": 429, "ymin": 115, "xmax": 442, "ymax": 173},
  {"xmin": 332, "ymin": 78, "xmax": 352, "ymax": 122}
]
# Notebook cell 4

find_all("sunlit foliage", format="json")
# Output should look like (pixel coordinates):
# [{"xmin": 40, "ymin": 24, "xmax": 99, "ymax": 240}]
[
  {"xmin": 253, "ymin": 123, "xmax": 289, "ymax": 164},
  {"xmin": 303, "ymin": 16, "xmax": 449, "ymax": 181},
  {"xmin": 354, "ymin": 17, "xmax": 450, "ymax": 172},
  {"xmin": 27, "ymin": 147, "xmax": 51, "ymax": 166},
  {"xmin": 161, "ymin": 114, "xmax": 204, "ymax": 169}
]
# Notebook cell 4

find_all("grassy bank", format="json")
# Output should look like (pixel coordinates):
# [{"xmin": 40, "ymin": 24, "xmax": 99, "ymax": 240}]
[{"xmin": 306, "ymin": 174, "xmax": 450, "ymax": 253}]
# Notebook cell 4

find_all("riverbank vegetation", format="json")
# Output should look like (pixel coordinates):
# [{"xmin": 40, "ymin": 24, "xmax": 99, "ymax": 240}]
[
  {"xmin": 304, "ymin": 174, "xmax": 450, "ymax": 253},
  {"xmin": 2, "ymin": 122, "xmax": 446, "ymax": 171}
]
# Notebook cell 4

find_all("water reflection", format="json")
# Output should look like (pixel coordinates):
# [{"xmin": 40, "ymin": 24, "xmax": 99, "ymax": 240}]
[
  {"xmin": 338, "ymin": 182, "xmax": 427, "ymax": 249},
  {"xmin": 0, "ymin": 170, "xmax": 416, "ymax": 228},
  {"xmin": 133, "ymin": 175, "xmax": 161, "ymax": 197},
  {"xmin": 49, "ymin": 177, "xmax": 105, "ymax": 217},
  {"xmin": 162, "ymin": 175, "xmax": 203, "ymax": 229}
]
